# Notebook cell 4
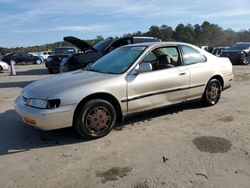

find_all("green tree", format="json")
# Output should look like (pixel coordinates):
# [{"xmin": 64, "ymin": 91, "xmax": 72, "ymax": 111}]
[
  {"xmin": 147, "ymin": 25, "xmax": 161, "ymax": 38},
  {"xmin": 174, "ymin": 24, "xmax": 195, "ymax": 43},
  {"xmin": 158, "ymin": 25, "xmax": 173, "ymax": 41}
]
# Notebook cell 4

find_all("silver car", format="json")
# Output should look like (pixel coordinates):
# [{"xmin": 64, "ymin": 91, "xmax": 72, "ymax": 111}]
[{"xmin": 15, "ymin": 42, "xmax": 233, "ymax": 139}]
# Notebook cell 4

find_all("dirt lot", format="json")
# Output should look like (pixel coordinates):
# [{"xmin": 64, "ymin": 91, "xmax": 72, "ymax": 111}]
[{"xmin": 0, "ymin": 64, "xmax": 250, "ymax": 188}]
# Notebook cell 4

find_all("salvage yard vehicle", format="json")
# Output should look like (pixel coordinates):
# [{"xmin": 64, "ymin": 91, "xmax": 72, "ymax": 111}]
[
  {"xmin": 0, "ymin": 61, "xmax": 9, "ymax": 72},
  {"xmin": 59, "ymin": 36, "xmax": 161, "ymax": 73},
  {"xmin": 2, "ymin": 52, "xmax": 43, "ymax": 65},
  {"xmin": 15, "ymin": 42, "xmax": 233, "ymax": 139},
  {"xmin": 36, "ymin": 51, "xmax": 52, "ymax": 61},
  {"xmin": 45, "ymin": 47, "xmax": 77, "ymax": 73},
  {"xmin": 211, "ymin": 47, "xmax": 228, "ymax": 57},
  {"xmin": 220, "ymin": 42, "xmax": 250, "ymax": 65}
]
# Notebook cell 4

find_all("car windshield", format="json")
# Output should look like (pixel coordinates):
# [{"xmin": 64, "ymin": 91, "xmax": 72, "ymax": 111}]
[
  {"xmin": 89, "ymin": 46, "xmax": 146, "ymax": 74},
  {"xmin": 228, "ymin": 43, "xmax": 250, "ymax": 51},
  {"xmin": 94, "ymin": 39, "xmax": 112, "ymax": 52},
  {"xmin": 52, "ymin": 48, "xmax": 75, "ymax": 55}
]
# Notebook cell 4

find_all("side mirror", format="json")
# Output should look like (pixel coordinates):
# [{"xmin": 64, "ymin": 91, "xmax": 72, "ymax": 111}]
[
  {"xmin": 138, "ymin": 62, "xmax": 152, "ymax": 73},
  {"xmin": 130, "ymin": 62, "xmax": 152, "ymax": 75}
]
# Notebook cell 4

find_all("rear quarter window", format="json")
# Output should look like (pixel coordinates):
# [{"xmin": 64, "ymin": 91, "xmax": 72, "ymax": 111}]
[{"xmin": 181, "ymin": 45, "xmax": 206, "ymax": 65}]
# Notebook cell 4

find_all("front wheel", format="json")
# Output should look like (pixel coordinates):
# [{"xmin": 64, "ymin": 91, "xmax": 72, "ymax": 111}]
[
  {"xmin": 48, "ymin": 68, "xmax": 53, "ymax": 74},
  {"xmin": 202, "ymin": 79, "xmax": 222, "ymax": 106},
  {"xmin": 75, "ymin": 99, "xmax": 117, "ymax": 139},
  {"xmin": 242, "ymin": 54, "xmax": 250, "ymax": 65},
  {"xmin": 35, "ymin": 59, "xmax": 42, "ymax": 64}
]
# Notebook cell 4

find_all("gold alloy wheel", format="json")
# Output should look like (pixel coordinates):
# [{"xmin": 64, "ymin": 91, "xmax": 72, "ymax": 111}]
[
  {"xmin": 85, "ymin": 106, "xmax": 111, "ymax": 134},
  {"xmin": 207, "ymin": 82, "xmax": 220, "ymax": 104}
]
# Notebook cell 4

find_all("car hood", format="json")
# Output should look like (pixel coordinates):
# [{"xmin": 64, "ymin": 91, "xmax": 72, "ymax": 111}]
[
  {"xmin": 23, "ymin": 70, "xmax": 115, "ymax": 99},
  {"xmin": 64, "ymin": 36, "xmax": 97, "ymax": 52}
]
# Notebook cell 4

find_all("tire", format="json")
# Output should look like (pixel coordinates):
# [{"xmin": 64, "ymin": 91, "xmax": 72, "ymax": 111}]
[
  {"xmin": 48, "ymin": 68, "xmax": 53, "ymax": 74},
  {"xmin": 202, "ymin": 79, "xmax": 222, "ymax": 106},
  {"xmin": 36, "ymin": 59, "xmax": 42, "ymax": 64},
  {"xmin": 242, "ymin": 53, "xmax": 250, "ymax": 65},
  {"xmin": 75, "ymin": 99, "xmax": 117, "ymax": 139},
  {"xmin": 0, "ymin": 66, "xmax": 3, "ymax": 72}
]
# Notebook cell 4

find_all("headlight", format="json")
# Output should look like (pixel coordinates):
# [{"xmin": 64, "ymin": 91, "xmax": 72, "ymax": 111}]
[
  {"xmin": 3, "ymin": 64, "xmax": 9, "ymax": 69},
  {"xmin": 25, "ymin": 98, "xmax": 60, "ymax": 109},
  {"xmin": 26, "ymin": 98, "xmax": 48, "ymax": 109}
]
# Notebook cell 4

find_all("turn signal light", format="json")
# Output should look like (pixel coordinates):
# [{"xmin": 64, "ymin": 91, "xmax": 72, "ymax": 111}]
[{"xmin": 24, "ymin": 117, "xmax": 36, "ymax": 125}]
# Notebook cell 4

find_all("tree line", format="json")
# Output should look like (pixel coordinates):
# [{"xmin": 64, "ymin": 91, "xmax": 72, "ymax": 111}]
[
  {"xmin": 1, "ymin": 21, "xmax": 250, "ymax": 54},
  {"xmin": 124, "ymin": 21, "xmax": 250, "ymax": 47}
]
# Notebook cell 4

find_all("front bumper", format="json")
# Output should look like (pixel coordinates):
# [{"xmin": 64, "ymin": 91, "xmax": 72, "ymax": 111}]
[
  {"xmin": 223, "ymin": 73, "xmax": 234, "ymax": 90},
  {"xmin": 0, "ymin": 65, "xmax": 9, "ymax": 71},
  {"xmin": 14, "ymin": 95, "xmax": 75, "ymax": 130}
]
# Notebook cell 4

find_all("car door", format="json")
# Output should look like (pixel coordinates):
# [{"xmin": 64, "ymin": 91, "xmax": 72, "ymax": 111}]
[
  {"xmin": 5, "ymin": 53, "xmax": 18, "ymax": 63},
  {"xmin": 18, "ymin": 52, "xmax": 29, "ymax": 63},
  {"xmin": 179, "ymin": 45, "xmax": 210, "ymax": 99},
  {"xmin": 15, "ymin": 53, "xmax": 23, "ymax": 63},
  {"xmin": 126, "ymin": 46, "xmax": 190, "ymax": 114}
]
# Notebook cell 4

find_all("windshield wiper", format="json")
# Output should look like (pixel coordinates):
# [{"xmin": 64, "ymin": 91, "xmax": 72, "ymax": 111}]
[
  {"xmin": 88, "ymin": 68, "xmax": 116, "ymax": 74},
  {"xmin": 83, "ymin": 63, "xmax": 93, "ymax": 70},
  {"xmin": 88, "ymin": 68, "xmax": 104, "ymax": 73},
  {"xmin": 83, "ymin": 63, "xmax": 116, "ymax": 74}
]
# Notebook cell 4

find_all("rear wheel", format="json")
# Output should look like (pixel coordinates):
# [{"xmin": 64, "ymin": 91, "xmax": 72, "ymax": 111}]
[
  {"xmin": 0, "ymin": 66, "xmax": 3, "ymax": 72},
  {"xmin": 202, "ymin": 79, "xmax": 222, "ymax": 106},
  {"xmin": 75, "ymin": 99, "xmax": 117, "ymax": 139}
]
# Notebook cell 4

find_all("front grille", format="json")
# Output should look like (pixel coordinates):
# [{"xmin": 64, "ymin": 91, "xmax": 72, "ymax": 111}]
[
  {"xmin": 23, "ymin": 96, "xmax": 27, "ymax": 101},
  {"xmin": 22, "ymin": 96, "xmax": 28, "ymax": 104}
]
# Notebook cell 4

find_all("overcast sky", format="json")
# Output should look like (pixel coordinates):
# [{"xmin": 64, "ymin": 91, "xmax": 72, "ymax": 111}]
[{"xmin": 0, "ymin": 0, "xmax": 250, "ymax": 47}]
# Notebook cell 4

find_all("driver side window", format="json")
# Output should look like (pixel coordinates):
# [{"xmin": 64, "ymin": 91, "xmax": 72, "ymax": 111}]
[{"xmin": 141, "ymin": 46, "xmax": 181, "ymax": 71}]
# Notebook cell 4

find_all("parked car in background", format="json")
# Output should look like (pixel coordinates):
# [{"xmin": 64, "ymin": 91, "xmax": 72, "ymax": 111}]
[
  {"xmin": 15, "ymin": 42, "xmax": 233, "ymax": 139},
  {"xmin": 36, "ymin": 51, "xmax": 52, "ymax": 61},
  {"xmin": 59, "ymin": 36, "xmax": 161, "ymax": 73},
  {"xmin": 2, "ymin": 52, "xmax": 43, "ymax": 65},
  {"xmin": 0, "ymin": 61, "xmax": 9, "ymax": 72},
  {"xmin": 200, "ymin": 46, "xmax": 209, "ymax": 51},
  {"xmin": 200, "ymin": 46, "xmax": 214, "ymax": 53},
  {"xmin": 211, "ymin": 47, "xmax": 228, "ymax": 57},
  {"xmin": 45, "ymin": 47, "xmax": 77, "ymax": 74},
  {"xmin": 220, "ymin": 42, "xmax": 250, "ymax": 65},
  {"xmin": 0, "ymin": 53, "xmax": 5, "ymax": 60}
]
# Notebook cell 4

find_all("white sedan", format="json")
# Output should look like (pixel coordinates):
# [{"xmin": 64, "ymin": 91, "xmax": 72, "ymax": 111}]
[{"xmin": 0, "ymin": 61, "xmax": 9, "ymax": 72}]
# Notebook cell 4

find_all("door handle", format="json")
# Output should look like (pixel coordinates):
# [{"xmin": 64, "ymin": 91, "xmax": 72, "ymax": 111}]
[{"xmin": 179, "ymin": 72, "xmax": 186, "ymax": 75}]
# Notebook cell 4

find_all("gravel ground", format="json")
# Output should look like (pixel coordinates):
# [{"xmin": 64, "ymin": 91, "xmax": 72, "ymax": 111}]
[{"xmin": 0, "ymin": 64, "xmax": 250, "ymax": 188}]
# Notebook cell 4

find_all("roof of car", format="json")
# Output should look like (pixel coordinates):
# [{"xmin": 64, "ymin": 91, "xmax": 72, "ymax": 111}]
[
  {"xmin": 124, "ymin": 41, "xmax": 191, "ymax": 47},
  {"xmin": 235, "ymin": 42, "xmax": 250, "ymax": 44}
]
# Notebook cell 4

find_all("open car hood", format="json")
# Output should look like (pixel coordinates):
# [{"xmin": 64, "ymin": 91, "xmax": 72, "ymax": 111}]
[{"xmin": 63, "ymin": 36, "xmax": 97, "ymax": 52}]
